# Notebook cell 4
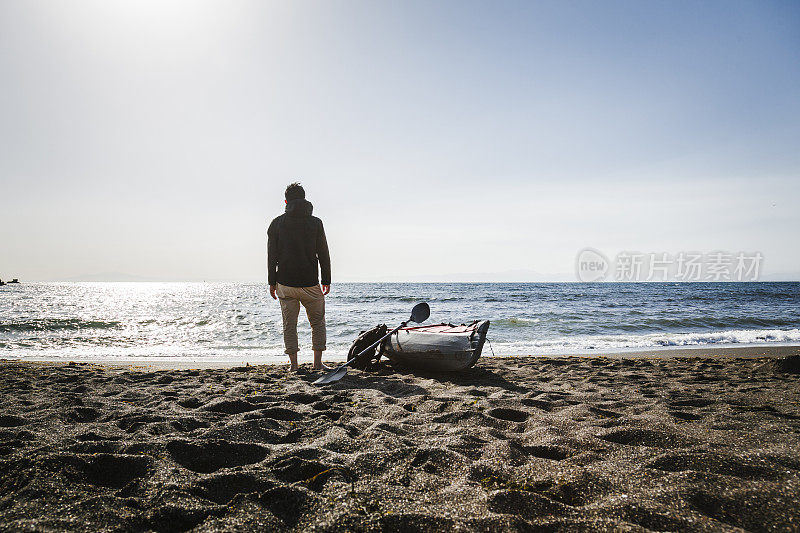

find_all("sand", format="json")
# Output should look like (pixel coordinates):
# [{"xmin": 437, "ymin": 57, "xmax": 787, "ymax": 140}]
[{"xmin": 1, "ymin": 349, "xmax": 800, "ymax": 532}]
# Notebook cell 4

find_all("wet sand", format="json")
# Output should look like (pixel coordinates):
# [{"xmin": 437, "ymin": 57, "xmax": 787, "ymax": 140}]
[{"xmin": 1, "ymin": 349, "xmax": 800, "ymax": 531}]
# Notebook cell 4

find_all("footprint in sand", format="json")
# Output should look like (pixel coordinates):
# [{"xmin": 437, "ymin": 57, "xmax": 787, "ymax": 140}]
[
  {"xmin": 248, "ymin": 486, "xmax": 319, "ymax": 528},
  {"xmin": 0, "ymin": 415, "xmax": 26, "ymax": 427},
  {"xmin": 588, "ymin": 406, "xmax": 622, "ymax": 418},
  {"xmin": 488, "ymin": 490, "xmax": 568, "ymax": 519},
  {"xmin": 410, "ymin": 447, "xmax": 468, "ymax": 475},
  {"xmin": 669, "ymin": 398, "xmax": 715, "ymax": 408},
  {"xmin": 599, "ymin": 428, "xmax": 693, "ymax": 448},
  {"xmin": 487, "ymin": 408, "xmax": 529, "ymax": 422},
  {"xmin": 190, "ymin": 472, "xmax": 276, "ymax": 504},
  {"xmin": 177, "ymin": 397, "xmax": 204, "ymax": 409},
  {"xmin": 170, "ymin": 417, "xmax": 210, "ymax": 432},
  {"xmin": 63, "ymin": 407, "xmax": 101, "ymax": 423},
  {"xmin": 519, "ymin": 444, "xmax": 573, "ymax": 461},
  {"xmin": 270, "ymin": 455, "xmax": 333, "ymax": 483},
  {"xmin": 203, "ymin": 399, "xmax": 260, "ymax": 415},
  {"xmin": 116, "ymin": 414, "xmax": 166, "ymax": 433},
  {"xmin": 646, "ymin": 451, "xmax": 778, "ymax": 479},
  {"xmin": 47, "ymin": 453, "xmax": 152, "ymax": 488},
  {"xmin": 669, "ymin": 410, "xmax": 703, "ymax": 421},
  {"xmin": 252, "ymin": 407, "xmax": 305, "ymax": 422},
  {"xmin": 166, "ymin": 440, "xmax": 269, "ymax": 473},
  {"xmin": 520, "ymin": 398, "xmax": 553, "ymax": 411}
]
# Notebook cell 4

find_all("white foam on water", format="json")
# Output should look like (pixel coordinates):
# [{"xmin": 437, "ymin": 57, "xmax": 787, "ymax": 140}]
[{"xmin": 489, "ymin": 328, "xmax": 800, "ymax": 355}]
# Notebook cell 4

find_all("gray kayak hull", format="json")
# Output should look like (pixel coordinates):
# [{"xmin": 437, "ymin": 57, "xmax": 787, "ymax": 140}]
[{"xmin": 382, "ymin": 320, "xmax": 490, "ymax": 371}]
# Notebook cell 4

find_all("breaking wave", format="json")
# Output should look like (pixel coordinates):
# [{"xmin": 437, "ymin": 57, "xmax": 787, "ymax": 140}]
[{"xmin": 494, "ymin": 328, "xmax": 800, "ymax": 354}]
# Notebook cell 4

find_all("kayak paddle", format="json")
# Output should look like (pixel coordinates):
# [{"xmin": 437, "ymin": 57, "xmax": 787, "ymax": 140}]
[{"xmin": 313, "ymin": 302, "xmax": 430, "ymax": 385}]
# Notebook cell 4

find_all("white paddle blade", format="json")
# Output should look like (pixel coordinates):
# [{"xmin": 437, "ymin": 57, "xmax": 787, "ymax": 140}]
[{"xmin": 313, "ymin": 366, "xmax": 348, "ymax": 385}]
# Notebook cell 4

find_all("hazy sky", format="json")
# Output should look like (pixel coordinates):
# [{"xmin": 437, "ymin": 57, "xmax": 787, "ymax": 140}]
[{"xmin": 1, "ymin": 0, "xmax": 798, "ymax": 281}]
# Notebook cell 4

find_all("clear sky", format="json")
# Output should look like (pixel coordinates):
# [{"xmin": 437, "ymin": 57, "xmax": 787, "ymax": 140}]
[{"xmin": 1, "ymin": 0, "xmax": 798, "ymax": 281}]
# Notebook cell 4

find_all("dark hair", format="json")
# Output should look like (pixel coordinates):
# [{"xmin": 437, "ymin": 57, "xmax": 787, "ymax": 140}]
[{"xmin": 285, "ymin": 182, "xmax": 305, "ymax": 201}]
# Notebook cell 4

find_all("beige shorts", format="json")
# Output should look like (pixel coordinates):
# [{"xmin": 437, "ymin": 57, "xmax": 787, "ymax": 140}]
[{"xmin": 276, "ymin": 283, "xmax": 326, "ymax": 354}]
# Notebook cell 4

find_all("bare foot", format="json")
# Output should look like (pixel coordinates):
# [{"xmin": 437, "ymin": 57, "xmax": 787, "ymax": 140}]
[
  {"xmin": 312, "ymin": 363, "xmax": 333, "ymax": 371},
  {"xmin": 289, "ymin": 364, "xmax": 299, "ymax": 372}
]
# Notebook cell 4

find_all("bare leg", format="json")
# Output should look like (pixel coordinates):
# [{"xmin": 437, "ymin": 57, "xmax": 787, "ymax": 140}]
[
  {"xmin": 288, "ymin": 352, "xmax": 299, "ymax": 372},
  {"xmin": 312, "ymin": 350, "xmax": 330, "ymax": 370}
]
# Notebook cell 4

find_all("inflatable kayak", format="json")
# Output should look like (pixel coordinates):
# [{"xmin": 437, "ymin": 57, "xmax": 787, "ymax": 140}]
[{"xmin": 382, "ymin": 320, "xmax": 490, "ymax": 371}]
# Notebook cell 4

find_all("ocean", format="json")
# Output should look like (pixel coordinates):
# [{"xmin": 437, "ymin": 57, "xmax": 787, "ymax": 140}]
[{"xmin": 1, "ymin": 282, "xmax": 799, "ymax": 364}]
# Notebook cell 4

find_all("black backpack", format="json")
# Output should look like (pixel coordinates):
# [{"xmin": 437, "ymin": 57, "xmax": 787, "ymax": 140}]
[{"xmin": 348, "ymin": 324, "xmax": 388, "ymax": 370}]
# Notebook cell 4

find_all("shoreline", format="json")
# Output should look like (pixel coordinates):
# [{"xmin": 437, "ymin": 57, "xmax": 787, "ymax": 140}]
[{"xmin": 3, "ymin": 343, "xmax": 800, "ymax": 370}]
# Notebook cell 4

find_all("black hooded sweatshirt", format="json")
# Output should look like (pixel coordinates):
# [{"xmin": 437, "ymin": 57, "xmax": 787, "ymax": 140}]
[{"xmin": 267, "ymin": 198, "xmax": 331, "ymax": 287}]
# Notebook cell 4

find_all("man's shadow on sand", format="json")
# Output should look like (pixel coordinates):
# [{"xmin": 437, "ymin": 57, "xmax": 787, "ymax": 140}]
[
  {"xmin": 298, "ymin": 363, "xmax": 526, "ymax": 395},
  {"xmin": 388, "ymin": 364, "xmax": 528, "ymax": 393}
]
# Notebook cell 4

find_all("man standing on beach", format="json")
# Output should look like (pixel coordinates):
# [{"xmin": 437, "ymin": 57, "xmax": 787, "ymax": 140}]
[{"xmin": 267, "ymin": 183, "xmax": 331, "ymax": 371}]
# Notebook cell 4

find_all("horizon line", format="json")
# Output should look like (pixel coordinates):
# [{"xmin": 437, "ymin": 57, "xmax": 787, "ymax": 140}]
[{"xmin": 12, "ymin": 279, "xmax": 800, "ymax": 284}]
